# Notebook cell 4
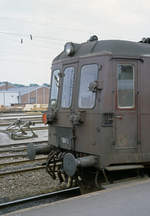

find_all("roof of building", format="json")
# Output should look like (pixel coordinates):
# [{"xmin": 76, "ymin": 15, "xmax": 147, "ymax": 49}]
[
  {"xmin": 0, "ymin": 86, "xmax": 49, "ymax": 96},
  {"xmin": 53, "ymin": 39, "xmax": 150, "ymax": 62},
  {"xmin": 0, "ymin": 82, "xmax": 14, "ymax": 87},
  {"xmin": 0, "ymin": 83, "xmax": 5, "ymax": 87}
]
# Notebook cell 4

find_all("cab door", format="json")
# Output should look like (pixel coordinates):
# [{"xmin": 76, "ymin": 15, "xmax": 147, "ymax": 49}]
[
  {"xmin": 50, "ymin": 63, "xmax": 78, "ymax": 151},
  {"xmin": 74, "ymin": 57, "xmax": 103, "ymax": 155},
  {"xmin": 113, "ymin": 61, "xmax": 138, "ymax": 152}
]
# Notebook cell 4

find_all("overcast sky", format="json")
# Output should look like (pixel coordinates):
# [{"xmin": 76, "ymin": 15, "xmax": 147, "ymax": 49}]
[{"xmin": 0, "ymin": 0, "xmax": 150, "ymax": 85}]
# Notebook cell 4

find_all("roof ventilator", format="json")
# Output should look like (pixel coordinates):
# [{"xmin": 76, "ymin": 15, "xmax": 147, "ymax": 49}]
[
  {"xmin": 88, "ymin": 35, "xmax": 98, "ymax": 42},
  {"xmin": 139, "ymin": 37, "xmax": 150, "ymax": 44}
]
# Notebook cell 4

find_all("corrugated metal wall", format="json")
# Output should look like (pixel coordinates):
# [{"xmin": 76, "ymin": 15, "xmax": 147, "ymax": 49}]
[{"xmin": 0, "ymin": 92, "xmax": 19, "ymax": 106}]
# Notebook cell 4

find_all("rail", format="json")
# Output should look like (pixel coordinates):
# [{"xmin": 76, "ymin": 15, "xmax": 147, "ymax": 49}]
[
  {"xmin": 0, "ymin": 156, "xmax": 47, "ymax": 167},
  {"xmin": 0, "ymin": 165, "xmax": 45, "ymax": 176},
  {"xmin": 0, "ymin": 140, "xmax": 48, "ymax": 148},
  {"xmin": 0, "ymin": 126, "xmax": 48, "ymax": 133},
  {"xmin": 0, "ymin": 121, "xmax": 42, "ymax": 127},
  {"xmin": 0, "ymin": 140, "xmax": 49, "ymax": 176},
  {"xmin": 0, "ymin": 187, "xmax": 80, "ymax": 215}
]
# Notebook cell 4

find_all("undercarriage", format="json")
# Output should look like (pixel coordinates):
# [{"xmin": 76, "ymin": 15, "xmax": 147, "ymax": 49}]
[{"xmin": 45, "ymin": 148, "xmax": 103, "ymax": 193}]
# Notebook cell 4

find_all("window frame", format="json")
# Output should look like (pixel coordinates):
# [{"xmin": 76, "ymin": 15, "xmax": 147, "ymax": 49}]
[
  {"xmin": 50, "ymin": 69, "xmax": 60, "ymax": 107},
  {"xmin": 78, "ymin": 63, "xmax": 99, "ymax": 109},
  {"xmin": 61, "ymin": 66, "xmax": 75, "ymax": 109},
  {"xmin": 117, "ymin": 63, "xmax": 135, "ymax": 110}
]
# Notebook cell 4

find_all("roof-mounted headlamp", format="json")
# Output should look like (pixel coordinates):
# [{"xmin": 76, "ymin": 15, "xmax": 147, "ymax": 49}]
[{"xmin": 64, "ymin": 42, "xmax": 75, "ymax": 56}]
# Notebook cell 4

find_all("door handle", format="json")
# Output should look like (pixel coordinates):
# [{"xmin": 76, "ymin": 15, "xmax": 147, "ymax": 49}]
[{"xmin": 114, "ymin": 115, "xmax": 123, "ymax": 120}]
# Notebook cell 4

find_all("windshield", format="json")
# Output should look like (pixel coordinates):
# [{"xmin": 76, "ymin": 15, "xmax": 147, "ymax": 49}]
[
  {"xmin": 50, "ymin": 69, "xmax": 60, "ymax": 107},
  {"xmin": 61, "ymin": 67, "xmax": 74, "ymax": 108},
  {"xmin": 78, "ymin": 64, "xmax": 98, "ymax": 108}
]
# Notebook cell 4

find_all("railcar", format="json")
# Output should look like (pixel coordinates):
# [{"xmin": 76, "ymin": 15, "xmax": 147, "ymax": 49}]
[{"xmin": 28, "ymin": 36, "xmax": 150, "ymax": 191}]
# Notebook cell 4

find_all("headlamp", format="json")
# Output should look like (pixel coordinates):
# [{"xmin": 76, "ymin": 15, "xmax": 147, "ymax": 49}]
[{"xmin": 64, "ymin": 42, "xmax": 75, "ymax": 56}]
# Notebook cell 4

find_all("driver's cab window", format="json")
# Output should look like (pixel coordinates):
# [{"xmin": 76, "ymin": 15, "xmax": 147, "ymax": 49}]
[
  {"xmin": 78, "ymin": 64, "xmax": 98, "ymax": 109},
  {"xmin": 50, "ymin": 69, "xmax": 60, "ymax": 107},
  {"xmin": 61, "ymin": 67, "xmax": 74, "ymax": 108}
]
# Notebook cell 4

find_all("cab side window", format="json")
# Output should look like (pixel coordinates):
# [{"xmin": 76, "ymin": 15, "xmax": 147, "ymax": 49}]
[
  {"xmin": 50, "ymin": 69, "xmax": 60, "ymax": 107},
  {"xmin": 117, "ymin": 64, "xmax": 135, "ymax": 109}
]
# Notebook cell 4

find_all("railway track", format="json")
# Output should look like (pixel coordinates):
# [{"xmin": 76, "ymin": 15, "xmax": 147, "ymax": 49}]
[
  {"xmin": 0, "ymin": 176, "xmax": 149, "ymax": 216},
  {"xmin": 0, "ymin": 157, "xmax": 46, "ymax": 171},
  {"xmin": 0, "ymin": 140, "xmax": 48, "ymax": 148},
  {"xmin": 0, "ymin": 125, "xmax": 48, "ymax": 133},
  {"xmin": 0, "ymin": 140, "xmax": 48, "ymax": 176},
  {"xmin": 0, "ymin": 117, "xmax": 42, "ymax": 125},
  {"xmin": 0, "ymin": 141, "xmax": 47, "ymax": 153},
  {"xmin": 0, "ymin": 121, "xmax": 42, "ymax": 127},
  {"xmin": 0, "ymin": 112, "xmax": 55, "ymax": 210},
  {"xmin": 0, "ymin": 112, "xmax": 47, "ymax": 143},
  {"xmin": 0, "ymin": 187, "xmax": 80, "ymax": 215},
  {"xmin": 0, "ymin": 165, "xmax": 45, "ymax": 176},
  {"xmin": 0, "ymin": 112, "xmax": 43, "ymax": 129},
  {"xmin": 0, "ymin": 112, "xmax": 42, "ymax": 117},
  {"xmin": 0, "ymin": 114, "xmax": 42, "ymax": 120}
]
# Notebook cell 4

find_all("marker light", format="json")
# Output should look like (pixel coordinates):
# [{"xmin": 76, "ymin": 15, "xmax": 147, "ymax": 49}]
[
  {"xmin": 42, "ymin": 113, "xmax": 47, "ymax": 125},
  {"xmin": 64, "ymin": 42, "xmax": 75, "ymax": 56}
]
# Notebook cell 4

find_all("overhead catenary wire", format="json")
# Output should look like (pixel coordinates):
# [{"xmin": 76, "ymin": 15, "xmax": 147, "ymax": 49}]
[
  {"xmin": 0, "ymin": 29, "xmax": 89, "ymax": 64},
  {"xmin": 0, "ymin": 41, "xmax": 63, "ymax": 59},
  {"xmin": 0, "ymin": 31, "xmax": 67, "ymax": 43},
  {"xmin": 0, "ymin": 30, "xmax": 65, "ymax": 62}
]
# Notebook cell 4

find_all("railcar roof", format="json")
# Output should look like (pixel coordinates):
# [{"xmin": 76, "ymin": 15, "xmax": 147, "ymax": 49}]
[{"xmin": 53, "ymin": 40, "xmax": 150, "ymax": 62}]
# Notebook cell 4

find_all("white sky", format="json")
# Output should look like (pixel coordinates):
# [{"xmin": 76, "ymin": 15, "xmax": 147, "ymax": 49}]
[{"xmin": 0, "ymin": 0, "xmax": 150, "ymax": 85}]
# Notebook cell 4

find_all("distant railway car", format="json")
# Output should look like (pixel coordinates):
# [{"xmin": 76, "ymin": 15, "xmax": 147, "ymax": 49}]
[{"xmin": 28, "ymin": 36, "xmax": 150, "ymax": 191}]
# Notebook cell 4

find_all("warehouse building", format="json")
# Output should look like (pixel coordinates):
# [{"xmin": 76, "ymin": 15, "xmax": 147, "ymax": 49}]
[
  {"xmin": 0, "ymin": 91, "xmax": 19, "ymax": 106},
  {"xmin": 0, "ymin": 82, "xmax": 14, "ymax": 91},
  {"xmin": 18, "ymin": 86, "xmax": 50, "ymax": 104},
  {"xmin": 0, "ymin": 86, "xmax": 50, "ymax": 106}
]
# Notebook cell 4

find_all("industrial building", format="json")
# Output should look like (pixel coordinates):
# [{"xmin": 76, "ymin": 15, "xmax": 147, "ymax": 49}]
[
  {"xmin": 0, "ymin": 84, "xmax": 50, "ymax": 106},
  {"xmin": 17, "ymin": 86, "xmax": 50, "ymax": 104},
  {"xmin": 0, "ymin": 91, "xmax": 19, "ymax": 106},
  {"xmin": 0, "ymin": 82, "xmax": 14, "ymax": 91}
]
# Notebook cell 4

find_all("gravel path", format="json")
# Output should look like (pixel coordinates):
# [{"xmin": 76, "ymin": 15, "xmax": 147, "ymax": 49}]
[{"xmin": 0, "ymin": 169, "xmax": 60, "ymax": 203}]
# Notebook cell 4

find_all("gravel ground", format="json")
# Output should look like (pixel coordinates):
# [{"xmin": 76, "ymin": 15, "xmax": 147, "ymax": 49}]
[
  {"xmin": 0, "ymin": 169, "xmax": 61, "ymax": 203},
  {"xmin": 0, "ymin": 112, "xmax": 59, "ymax": 203}
]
